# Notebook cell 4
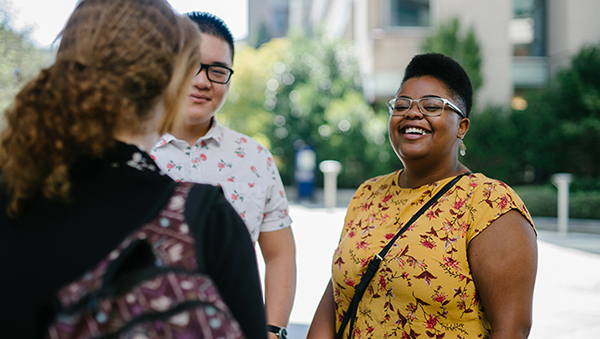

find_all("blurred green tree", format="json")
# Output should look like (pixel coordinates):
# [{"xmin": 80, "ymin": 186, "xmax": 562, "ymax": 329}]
[
  {"xmin": 218, "ymin": 39, "xmax": 288, "ymax": 150},
  {"xmin": 264, "ymin": 30, "xmax": 399, "ymax": 188},
  {"xmin": 515, "ymin": 43, "xmax": 600, "ymax": 189},
  {"xmin": 462, "ymin": 105, "xmax": 524, "ymax": 183},
  {"xmin": 219, "ymin": 32, "xmax": 399, "ymax": 188},
  {"xmin": 421, "ymin": 17, "xmax": 483, "ymax": 100},
  {"xmin": 0, "ymin": 2, "xmax": 53, "ymax": 119}
]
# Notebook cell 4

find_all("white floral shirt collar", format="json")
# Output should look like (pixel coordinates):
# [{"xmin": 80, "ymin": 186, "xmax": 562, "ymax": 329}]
[{"xmin": 156, "ymin": 117, "xmax": 225, "ymax": 149}]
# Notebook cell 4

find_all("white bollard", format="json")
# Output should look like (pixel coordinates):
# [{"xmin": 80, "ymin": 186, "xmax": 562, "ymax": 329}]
[
  {"xmin": 551, "ymin": 173, "xmax": 573, "ymax": 236},
  {"xmin": 319, "ymin": 160, "xmax": 342, "ymax": 209}
]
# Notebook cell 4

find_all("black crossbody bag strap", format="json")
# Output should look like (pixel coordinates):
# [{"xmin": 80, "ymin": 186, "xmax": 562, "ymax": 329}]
[{"xmin": 335, "ymin": 172, "xmax": 470, "ymax": 339}]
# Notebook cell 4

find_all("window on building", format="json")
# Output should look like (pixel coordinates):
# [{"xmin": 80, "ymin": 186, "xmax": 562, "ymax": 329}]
[
  {"xmin": 509, "ymin": 0, "xmax": 546, "ymax": 56},
  {"xmin": 390, "ymin": 0, "xmax": 430, "ymax": 27},
  {"xmin": 270, "ymin": 4, "xmax": 289, "ymax": 38}
]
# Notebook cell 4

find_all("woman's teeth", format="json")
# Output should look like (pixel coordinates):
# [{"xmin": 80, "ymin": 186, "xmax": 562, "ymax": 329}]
[{"xmin": 404, "ymin": 127, "xmax": 427, "ymax": 135}]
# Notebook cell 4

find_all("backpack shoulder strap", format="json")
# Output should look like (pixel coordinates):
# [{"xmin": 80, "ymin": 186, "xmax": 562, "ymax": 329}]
[{"xmin": 180, "ymin": 183, "xmax": 223, "ymax": 274}]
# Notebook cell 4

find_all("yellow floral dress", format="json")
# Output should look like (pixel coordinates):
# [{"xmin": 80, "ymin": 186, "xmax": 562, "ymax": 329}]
[{"xmin": 332, "ymin": 171, "xmax": 534, "ymax": 339}]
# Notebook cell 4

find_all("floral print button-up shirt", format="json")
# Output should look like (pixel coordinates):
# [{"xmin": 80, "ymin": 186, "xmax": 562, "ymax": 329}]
[
  {"xmin": 151, "ymin": 118, "xmax": 292, "ymax": 243},
  {"xmin": 333, "ymin": 171, "xmax": 534, "ymax": 339}
]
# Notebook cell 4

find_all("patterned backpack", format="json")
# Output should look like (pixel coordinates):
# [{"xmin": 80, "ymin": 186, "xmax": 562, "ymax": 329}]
[{"xmin": 46, "ymin": 183, "xmax": 245, "ymax": 339}]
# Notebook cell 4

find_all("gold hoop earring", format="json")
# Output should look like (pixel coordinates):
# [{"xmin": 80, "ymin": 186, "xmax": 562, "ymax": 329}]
[{"xmin": 459, "ymin": 139, "xmax": 466, "ymax": 157}]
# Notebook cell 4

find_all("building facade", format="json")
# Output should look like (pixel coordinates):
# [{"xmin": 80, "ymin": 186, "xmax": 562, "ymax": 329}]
[{"xmin": 247, "ymin": 0, "xmax": 600, "ymax": 109}]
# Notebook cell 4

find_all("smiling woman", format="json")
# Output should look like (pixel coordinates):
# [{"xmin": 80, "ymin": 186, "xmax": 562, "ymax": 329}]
[
  {"xmin": 307, "ymin": 53, "xmax": 538, "ymax": 339},
  {"xmin": 388, "ymin": 75, "xmax": 469, "ymax": 175}
]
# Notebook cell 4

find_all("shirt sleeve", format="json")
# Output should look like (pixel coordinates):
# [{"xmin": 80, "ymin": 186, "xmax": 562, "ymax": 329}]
[
  {"xmin": 466, "ymin": 178, "xmax": 536, "ymax": 245},
  {"xmin": 185, "ymin": 184, "xmax": 268, "ymax": 339},
  {"xmin": 258, "ymin": 149, "xmax": 292, "ymax": 233}
]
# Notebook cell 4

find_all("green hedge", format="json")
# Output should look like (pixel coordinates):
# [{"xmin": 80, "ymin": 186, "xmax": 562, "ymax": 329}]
[
  {"xmin": 513, "ymin": 186, "xmax": 600, "ymax": 219},
  {"xmin": 570, "ymin": 191, "xmax": 600, "ymax": 219}
]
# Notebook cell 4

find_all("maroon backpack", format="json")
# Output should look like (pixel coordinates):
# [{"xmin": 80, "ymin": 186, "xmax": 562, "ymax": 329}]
[{"xmin": 46, "ymin": 183, "xmax": 245, "ymax": 339}]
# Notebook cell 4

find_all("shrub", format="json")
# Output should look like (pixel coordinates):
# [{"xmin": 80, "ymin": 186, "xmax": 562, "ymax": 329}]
[
  {"xmin": 570, "ymin": 191, "xmax": 600, "ymax": 219},
  {"xmin": 513, "ymin": 185, "xmax": 557, "ymax": 217},
  {"xmin": 513, "ymin": 185, "xmax": 600, "ymax": 219}
]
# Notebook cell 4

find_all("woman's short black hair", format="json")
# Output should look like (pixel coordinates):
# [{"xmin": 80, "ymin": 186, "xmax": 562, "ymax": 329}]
[
  {"xmin": 186, "ymin": 11, "xmax": 235, "ymax": 60},
  {"xmin": 401, "ymin": 53, "xmax": 473, "ymax": 117}
]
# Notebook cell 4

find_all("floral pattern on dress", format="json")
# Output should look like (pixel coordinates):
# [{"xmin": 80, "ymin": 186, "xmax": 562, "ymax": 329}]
[
  {"xmin": 332, "ymin": 172, "xmax": 534, "ymax": 339},
  {"xmin": 150, "ymin": 118, "xmax": 292, "ymax": 242}
]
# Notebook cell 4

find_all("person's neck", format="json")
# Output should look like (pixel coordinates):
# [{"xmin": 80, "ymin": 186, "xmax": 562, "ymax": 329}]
[
  {"xmin": 399, "ymin": 160, "xmax": 469, "ymax": 189},
  {"xmin": 172, "ymin": 119, "xmax": 213, "ymax": 147},
  {"xmin": 114, "ymin": 130, "xmax": 159, "ymax": 153},
  {"xmin": 114, "ymin": 98, "xmax": 163, "ymax": 151}
]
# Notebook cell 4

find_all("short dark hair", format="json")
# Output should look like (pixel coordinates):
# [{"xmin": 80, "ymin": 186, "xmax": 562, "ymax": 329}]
[
  {"xmin": 186, "ymin": 12, "xmax": 235, "ymax": 60},
  {"xmin": 401, "ymin": 53, "xmax": 473, "ymax": 117}
]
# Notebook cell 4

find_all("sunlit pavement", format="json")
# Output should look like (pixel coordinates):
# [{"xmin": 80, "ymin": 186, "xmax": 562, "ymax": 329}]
[{"xmin": 256, "ymin": 200, "xmax": 600, "ymax": 339}]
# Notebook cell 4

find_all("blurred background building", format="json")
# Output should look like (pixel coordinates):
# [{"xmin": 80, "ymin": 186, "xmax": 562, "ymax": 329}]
[{"xmin": 246, "ymin": 0, "xmax": 600, "ymax": 108}]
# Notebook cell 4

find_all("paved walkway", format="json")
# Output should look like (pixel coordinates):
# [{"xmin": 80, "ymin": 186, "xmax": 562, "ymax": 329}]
[{"xmin": 257, "ymin": 198, "xmax": 600, "ymax": 339}]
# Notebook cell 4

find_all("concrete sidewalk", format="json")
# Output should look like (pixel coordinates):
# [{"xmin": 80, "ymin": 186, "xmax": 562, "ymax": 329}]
[{"xmin": 260, "ymin": 202, "xmax": 600, "ymax": 339}]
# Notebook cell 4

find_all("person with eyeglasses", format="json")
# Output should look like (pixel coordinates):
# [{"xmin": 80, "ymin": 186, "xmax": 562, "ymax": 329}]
[
  {"xmin": 151, "ymin": 11, "xmax": 296, "ymax": 339},
  {"xmin": 307, "ymin": 53, "xmax": 537, "ymax": 339}
]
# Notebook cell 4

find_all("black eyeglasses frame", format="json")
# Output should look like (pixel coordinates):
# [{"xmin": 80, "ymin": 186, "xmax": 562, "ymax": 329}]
[{"xmin": 195, "ymin": 63, "xmax": 234, "ymax": 84}]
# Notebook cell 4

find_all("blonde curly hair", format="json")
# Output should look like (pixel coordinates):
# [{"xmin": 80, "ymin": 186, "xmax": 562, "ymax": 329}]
[{"xmin": 0, "ymin": 0, "xmax": 201, "ymax": 217}]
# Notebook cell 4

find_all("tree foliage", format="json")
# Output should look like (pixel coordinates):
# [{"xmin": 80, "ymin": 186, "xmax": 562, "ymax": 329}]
[
  {"xmin": 225, "ymin": 18, "xmax": 599, "ymax": 197},
  {"xmin": 218, "ymin": 39, "xmax": 287, "ymax": 149},
  {"xmin": 420, "ymin": 18, "xmax": 483, "ymax": 99},
  {"xmin": 263, "ymin": 31, "xmax": 400, "ymax": 187},
  {"xmin": 219, "ymin": 31, "xmax": 400, "ymax": 188},
  {"xmin": 462, "ymin": 105, "xmax": 523, "ymax": 183},
  {"xmin": 0, "ymin": 2, "xmax": 53, "ymax": 118},
  {"xmin": 513, "ymin": 43, "xmax": 600, "ymax": 189},
  {"xmin": 463, "ymin": 42, "xmax": 600, "ymax": 191}
]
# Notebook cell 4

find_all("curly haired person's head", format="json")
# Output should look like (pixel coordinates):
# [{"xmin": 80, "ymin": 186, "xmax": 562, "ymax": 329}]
[
  {"xmin": 0, "ymin": 0, "xmax": 201, "ymax": 217},
  {"xmin": 401, "ymin": 53, "xmax": 473, "ymax": 117}
]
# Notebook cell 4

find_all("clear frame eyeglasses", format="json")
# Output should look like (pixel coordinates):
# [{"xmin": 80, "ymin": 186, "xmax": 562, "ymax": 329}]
[
  {"xmin": 195, "ymin": 63, "xmax": 234, "ymax": 84},
  {"xmin": 386, "ymin": 97, "xmax": 466, "ymax": 118}
]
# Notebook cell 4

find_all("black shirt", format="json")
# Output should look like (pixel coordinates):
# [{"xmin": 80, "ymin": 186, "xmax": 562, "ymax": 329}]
[{"xmin": 0, "ymin": 142, "xmax": 267, "ymax": 339}]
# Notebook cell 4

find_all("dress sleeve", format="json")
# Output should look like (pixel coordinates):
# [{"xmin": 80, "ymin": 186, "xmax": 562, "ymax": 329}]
[
  {"xmin": 466, "ymin": 178, "xmax": 536, "ymax": 245},
  {"xmin": 186, "ymin": 184, "xmax": 267, "ymax": 339}
]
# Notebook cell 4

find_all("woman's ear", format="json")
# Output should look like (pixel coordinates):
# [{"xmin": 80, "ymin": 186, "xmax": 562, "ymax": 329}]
[{"xmin": 457, "ymin": 117, "xmax": 470, "ymax": 139}]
